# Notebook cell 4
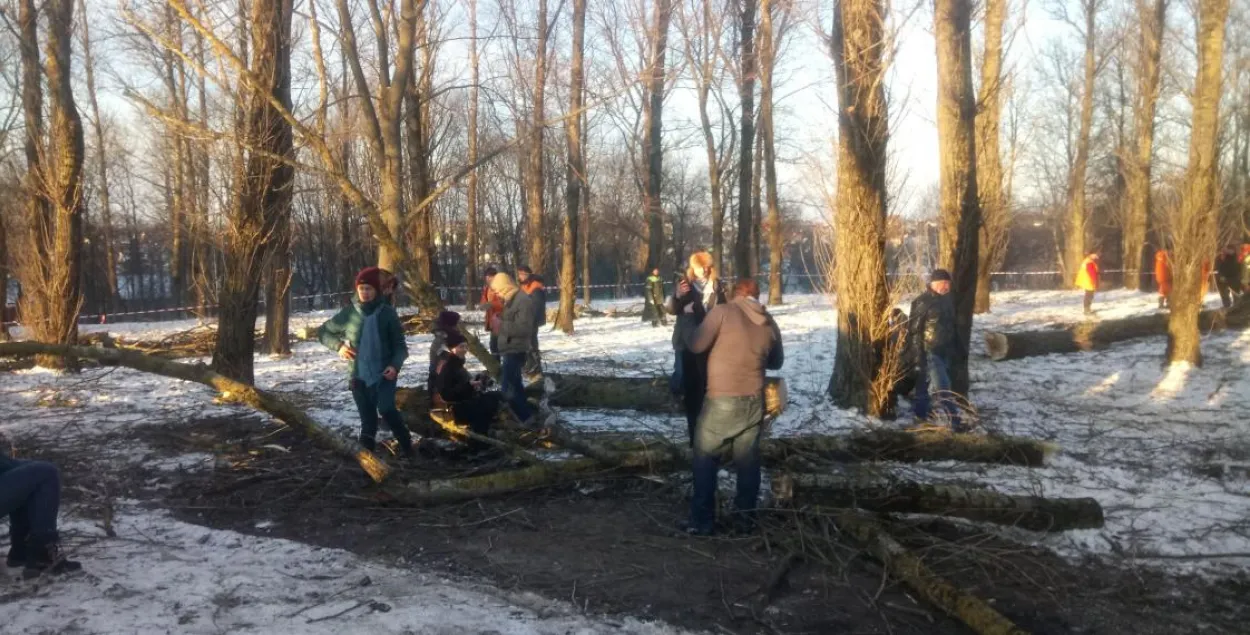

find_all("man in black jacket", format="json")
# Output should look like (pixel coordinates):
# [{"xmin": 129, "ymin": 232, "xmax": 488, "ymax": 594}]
[
  {"xmin": 1215, "ymin": 245, "xmax": 1242, "ymax": 309},
  {"xmin": 907, "ymin": 269, "xmax": 963, "ymax": 430}
]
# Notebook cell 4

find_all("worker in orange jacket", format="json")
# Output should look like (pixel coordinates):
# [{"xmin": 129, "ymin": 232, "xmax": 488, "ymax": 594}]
[
  {"xmin": 480, "ymin": 266, "xmax": 505, "ymax": 360},
  {"xmin": 1074, "ymin": 253, "xmax": 1100, "ymax": 316},
  {"xmin": 1154, "ymin": 250, "xmax": 1172, "ymax": 310}
]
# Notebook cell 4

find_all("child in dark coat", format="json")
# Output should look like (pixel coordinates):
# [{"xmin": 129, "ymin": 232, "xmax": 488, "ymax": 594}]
[{"xmin": 434, "ymin": 332, "xmax": 504, "ymax": 448}]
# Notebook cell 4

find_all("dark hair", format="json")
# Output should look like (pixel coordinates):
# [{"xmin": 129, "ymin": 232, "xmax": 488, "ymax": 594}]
[
  {"xmin": 517, "ymin": 265, "xmax": 533, "ymax": 275},
  {"xmin": 929, "ymin": 269, "xmax": 952, "ymax": 282},
  {"xmin": 733, "ymin": 278, "xmax": 761, "ymax": 299},
  {"xmin": 484, "ymin": 266, "xmax": 498, "ymax": 278},
  {"xmin": 444, "ymin": 331, "xmax": 467, "ymax": 348}
]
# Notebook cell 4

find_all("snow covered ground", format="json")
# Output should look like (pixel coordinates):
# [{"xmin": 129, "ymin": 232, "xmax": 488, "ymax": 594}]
[{"xmin": 2, "ymin": 288, "xmax": 1247, "ymax": 631}]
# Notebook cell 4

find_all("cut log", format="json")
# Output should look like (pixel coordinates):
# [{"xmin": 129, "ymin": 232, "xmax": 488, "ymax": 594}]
[
  {"xmin": 833, "ymin": 511, "xmax": 1029, "ymax": 635},
  {"xmin": 0, "ymin": 342, "xmax": 391, "ymax": 483},
  {"xmin": 773, "ymin": 473, "xmax": 1103, "ymax": 531},
  {"xmin": 763, "ymin": 428, "xmax": 1049, "ymax": 468},
  {"xmin": 985, "ymin": 301, "xmax": 1250, "ymax": 361}
]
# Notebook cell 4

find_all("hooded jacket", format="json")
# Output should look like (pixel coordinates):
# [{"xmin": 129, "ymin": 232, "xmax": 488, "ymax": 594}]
[
  {"xmin": 317, "ymin": 297, "xmax": 408, "ymax": 380},
  {"xmin": 688, "ymin": 297, "xmax": 784, "ymax": 398},
  {"xmin": 521, "ymin": 276, "xmax": 547, "ymax": 327},
  {"xmin": 907, "ymin": 289, "xmax": 956, "ymax": 363}
]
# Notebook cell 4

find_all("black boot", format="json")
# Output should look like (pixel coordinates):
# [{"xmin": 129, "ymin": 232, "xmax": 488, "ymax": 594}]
[
  {"xmin": 358, "ymin": 436, "xmax": 377, "ymax": 452},
  {"xmin": 22, "ymin": 540, "xmax": 82, "ymax": 579},
  {"xmin": 6, "ymin": 542, "xmax": 27, "ymax": 568}
]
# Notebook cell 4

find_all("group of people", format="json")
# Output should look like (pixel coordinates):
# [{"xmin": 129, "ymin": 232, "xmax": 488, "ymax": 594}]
[{"xmin": 1076, "ymin": 245, "xmax": 1250, "ymax": 315}]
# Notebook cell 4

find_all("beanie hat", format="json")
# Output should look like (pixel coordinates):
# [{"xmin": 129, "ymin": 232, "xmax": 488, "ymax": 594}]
[
  {"xmin": 929, "ymin": 269, "xmax": 952, "ymax": 283},
  {"xmin": 484, "ymin": 266, "xmax": 498, "ymax": 278},
  {"xmin": 355, "ymin": 266, "xmax": 383, "ymax": 290},
  {"xmin": 434, "ymin": 310, "xmax": 461, "ymax": 330},
  {"xmin": 444, "ymin": 331, "xmax": 467, "ymax": 348}
]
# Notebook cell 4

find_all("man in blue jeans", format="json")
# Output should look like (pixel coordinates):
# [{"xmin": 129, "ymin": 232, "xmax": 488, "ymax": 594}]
[
  {"xmin": 907, "ymin": 269, "xmax": 963, "ymax": 431},
  {"xmin": 2, "ymin": 433, "xmax": 82, "ymax": 578},
  {"xmin": 684, "ymin": 278, "xmax": 783, "ymax": 536},
  {"xmin": 490, "ymin": 272, "xmax": 538, "ymax": 426}
]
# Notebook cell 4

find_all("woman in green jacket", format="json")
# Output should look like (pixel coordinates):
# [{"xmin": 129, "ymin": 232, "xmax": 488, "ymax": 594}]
[{"xmin": 318, "ymin": 267, "xmax": 414, "ymax": 456}]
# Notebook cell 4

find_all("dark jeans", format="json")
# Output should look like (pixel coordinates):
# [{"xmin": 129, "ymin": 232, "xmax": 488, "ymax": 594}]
[
  {"xmin": 0, "ymin": 460, "xmax": 61, "ymax": 547},
  {"xmin": 1217, "ymin": 278, "xmax": 1239, "ymax": 309},
  {"xmin": 453, "ymin": 392, "xmax": 504, "ymax": 447},
  {"xmin": 912, "ymin": 353, "xmax": 960, "ymax": 428},
  {"xmin": 689, "ymin": 396, "xmax": 764, "ymax": 534},
  {"xmin": 488, "ymin": 332, "xmax": 500, "ymax": 359},
  {"xmin": 351, "ymin": 378, "xmax": 412, "ymax": 450},
  {"xmin": 523, "ymin": 332, "xmax": 543, "ymax": 375},
  {"xmin": 500, "ymin": 353, "xmax": 533, "ymax": 421},
  {"xmin": 680, "ymin": 350, "xmax": 709, "ymax": 444},
  {"xmin": 669, "ymin": 350, "xmax": 684, "ymax": 396},
  {"xmin": 1083, "ymin": 290, "xmax": 1095, "ymax": 314}
]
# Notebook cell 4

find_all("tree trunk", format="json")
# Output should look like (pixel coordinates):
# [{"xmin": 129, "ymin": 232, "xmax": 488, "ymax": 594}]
[
  {"xmin": 1063, "ymin": 0, "xmax": 1098, "ymax": 283},
  {"xmin": 973, "ymin": 0, "xmax": 1006, "ymax": 314},
  {"xmin": 211, "ymin": 0, "xmax": 294, "ymax": 383},
  {"xmin": 734, "ymin": 0, "xmax": 757, "ymax": 278},
  {"xmin": 582, "ymin": 166, "xmax": 592, "ymax": 307},
  {"xmin": 466, "ymin": 0, "xmax": 480, "ymax": 310},
  {"xmin": 262, "ymin": 213, "xmax": 292, "ymax": 356},
  {"xmin": 774, "ymin": 474, "xmax": 1104, "ymax": 532},
  {"xmin": 405, "ymin": 0, "xmax": 434, "ymax": 285},
  {"xmin": 1121, "ymin": 0, "xmax": 1166, "ymax": 292},
  {"xmin": 690, "ymin": 0, "xmax": 726, "ymax": 274},
  {"xmin": 934, "ymin": 0, "xmax": 980, "ymax": 396},
  {"xmin": 1168, "ymin": 0, "xmax": 1230, "ymax": 365},
  {"xmin": 13, "ymin": 0, "xmax": 44, "ymax": 344},
  {"xmin": 557, "ymin": 0, "xmax": 587, "ymax": 334},
  {"xmin": 984, "ymin": 302, "xmax": 1250, "ymax": 361},
  {"xmin": 759, "ymin": 0, "xmax": 782, "ymax": 304},
  {"xmin": 826, "ymin": 0, "xmax": 892, "ymax": 417},
  {"xmin": 641, "ymin": 0, "xmax": 673, "ymax": 275},
  {"xmin": 79, "ymin": 0, "xmax": 121, "ymax": 314},
  {"xmin": 0, "ymin": 205, "xmax": 8, "ymax": 342},
  {"xmin": 526, "ymin": 0, "xmax": 550, "ymax": 274}
]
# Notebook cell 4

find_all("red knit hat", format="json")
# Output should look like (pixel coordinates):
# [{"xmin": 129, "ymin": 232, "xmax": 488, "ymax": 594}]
[{"xmin": 355, "ymin": 267, "xmax": 383, "ymax": 290}]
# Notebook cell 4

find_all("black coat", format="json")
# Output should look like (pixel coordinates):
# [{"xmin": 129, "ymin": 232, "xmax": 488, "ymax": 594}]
[
  {"xmin": 1216, "ymin": 253, "xmax": 1241, "ymax": 284},
  {"xmin": 663, "ymin": 279, "xmax": 727, "ymax": 351},
  {"xmin": 434, "ymin": 353, "xmax": 477, "ymax": 403},
  {"xmin": 907, "ymin": 290, "xmax": 956, "ymax": 364}
]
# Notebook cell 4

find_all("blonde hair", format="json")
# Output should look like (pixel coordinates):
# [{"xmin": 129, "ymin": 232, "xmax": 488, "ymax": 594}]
[
  {"xmin": 489, "ymin": 272, "xmax": 519, "ymax": 301},
  {"xmin": 686, "ymin": 251, "xmax": 717, "ymax": 285}
]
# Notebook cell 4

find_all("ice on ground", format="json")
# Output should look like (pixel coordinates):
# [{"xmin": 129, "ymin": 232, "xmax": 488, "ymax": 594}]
[{"xmin": 0, "ymin": 506, "xmax": 687, "ymax": 635}]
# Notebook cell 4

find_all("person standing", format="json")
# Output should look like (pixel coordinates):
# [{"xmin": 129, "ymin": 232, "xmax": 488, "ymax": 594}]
[
  {"xmin": 1075, "ymin": 253, "xmax": 1101, "ymax": 315},
  {"xmin": 643, "ymin": 269, "xmax": 667, "ymax": 327},
  {"xmin": 2, "ymin": 434, "xmax": 82, "ymax": 578},
  {"xmin": 665, "ymin": 251, "xmax": 728, "ymax": 444},
  {"xmin": 318, "ymin": 267, "xmax": 415, "ymax": 456},
  {"xmin": 491, "ymin": 273, "xmax": 538, "ymax": 425},
  {"xmin": 907, "ymin": 269, "xmax": 962, "ymax": 431},
  {"xmin": 1214, "ymin": 245, "xmax": 1242, "ymax": 309},
  {"xmin": 480, "ymin": 266, "xmax": 504, "ymax": 360},
  {"xmin": 1155, "ymin": 250, "xmax": 1172, "ymax": 310},
  {"xmin": 684, "ymin": 278, "xmax": 783, "ymax": 536},
  {"xmin": 516, "ymin": 265, "xmax": 546, "ymax": 379}
]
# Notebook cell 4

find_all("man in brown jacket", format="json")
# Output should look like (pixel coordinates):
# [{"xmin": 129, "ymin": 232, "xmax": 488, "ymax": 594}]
[{"xmin": 684, "ymin": 278, "xmax": 783, "ymax": 536}]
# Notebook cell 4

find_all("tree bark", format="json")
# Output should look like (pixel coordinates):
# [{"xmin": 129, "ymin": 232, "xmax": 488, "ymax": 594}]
[
  {"xmin": 0, "ymin": 342, "xmax": 391, "ymax": 482},
  {"xmin": 685, "ymin": 0, "xmax": 726, "ymax": 274},
  {"xmin": 734, "ymin": 0, "xmax": 757, "ymax": 278},
  {"xmin": 526, "ymin": 0, "xmax": 550, "ymax": 274},
  {"xmin": 466, "ymin": 0, "xmax": 480, "ymax": 310},
  {"xmin": 973, "ymin": 0, "xmax": 1006, "ymax": 314},
  {"xmin": 262, "ymin": 212, "xmax": 292, "ymax": 356},
  {"xmin": 211, "ymin": 0, "xmax": 294, "ymax": 383},
  {"xmin": 985, "ymin": 302, "xmax": 1250, "ymax": 361},
  {"xmin": 641, "ymin": 0, "xmax": 673, "ymax": 275},
  {"xmin": 557, "ymin": 0, "xmax": 588, "ymax": 333},
  {"xmin": 934, "ymin": 0, "xmax": 980, "ymax": 396},
  {"xmin": 14, "ymin": 0, "xmax": 44, "ymax": 344},
  {"xmin": 760, "ymin": 0, "xmax": 783, "ymax": 304},
  {"xmin": 827, "ymin": 0, "xmax": 893, "ymax": 417},
  {"xmin": 1168, "ymin": 0, "xmax": 1230, "ymax": 365},
  {"xmin": 79, "ymin": 0, "xmax": 121, "ymax": 314},
  {"xmin": 405, "ymin": 0, "xmax": 434, "ymax": 285},
  {"xmin": 1121, "ymin": 0, "xmax": 1166, "ymax": 292},
  {"xmin": 1063, "ymin": 0, "xmax": 1099, "ymax": 283},
  {"xmin": 774, "ymin": 474, "xmax": 1104, "ymax": 532}
]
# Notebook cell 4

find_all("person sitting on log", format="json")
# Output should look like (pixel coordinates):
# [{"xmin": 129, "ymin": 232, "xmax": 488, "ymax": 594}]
[
  {"xmin": 434, "ymin": 332, "xmax": 505, "ymax": 451},
  {"xmin": 684, "ymin": 278, "xmax": 783, "ymax": 536},
  {"xmin": 1155, "ymin": 249, "xmax": 1172, "ymax": 310},
  {"xmin": 1075, "ymin": 252, "xmax": 1100, "ymax": 316},
  {"xmin": 906, "ymin": 269, "xmax": 964, "ymax": 432},
  {"xmin": 1, "ymin": 432, "xmax": 82, "ymax": 579},
  {"xmin": 318, "ymin": 267, "xmax": 416, "ymax": 458},
  {"xmin": 666, "ymin": 251, "xmax": 728, "ymax": 445},
  {"xmin": 490, "ymin": 272, "xmax": 539, "ymax": 426},
  {"xmin": 427, "ymin": 310, "xmax": 462, "ymax": 404}
]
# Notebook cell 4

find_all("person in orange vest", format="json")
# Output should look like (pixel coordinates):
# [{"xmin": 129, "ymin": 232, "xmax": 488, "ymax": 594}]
[
  {"xmin": 480, "ymin": 266, "xmax": 505, "ymax": 361},
  {"xmin": 1154, "ymin": 250, "xmax": 1172, "ymax": 310},
  {"xmin": 1075, "ymin": 252, "xmax": 1100, "ymax": 316}
]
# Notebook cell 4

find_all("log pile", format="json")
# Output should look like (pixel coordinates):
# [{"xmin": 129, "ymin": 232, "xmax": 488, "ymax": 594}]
[{"xmin": 985, "ymin": 301, "xmax": 1250, "ymax": 361}]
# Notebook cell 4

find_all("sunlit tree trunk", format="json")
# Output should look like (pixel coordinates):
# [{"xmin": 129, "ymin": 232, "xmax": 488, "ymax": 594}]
[
  {"xmin": 641, "ymin": 0, "xmax": 673, "ymax": 275},
  {"xmin": 734, "ymin": 0, "xmax": 757, "ymax": 278},
  {"xmin": 79, "ymin": 0, "xmax": 121, "ymax": 314},
  {"xmin": 1121, "ymin": 0, "xmax": 1166, "ymax": 291},
  {"xmin": 1167, "ymin": 0, "xmax": 1229, "ymax": 365},
  {"xmin": 1063, "ymin": 0, "xmax": 1099, "ymax": 282},
  {"xmin": 973, "ymin": 0, "xmax": 1006, "ymax": 314},
  {"xmin": 526, "ymin": 0, "xmax": 550, "ymax": 273},
  {"xmin": 760, "ymin": 0, "xmax": 783, "ymax": 304},
  {"xmin": 466, "ymin": 0, "xmax": 480, "ymax": 309},
  {"xmin": 557, "ymin": 0, "xmax": 588, "ymax": 333}
]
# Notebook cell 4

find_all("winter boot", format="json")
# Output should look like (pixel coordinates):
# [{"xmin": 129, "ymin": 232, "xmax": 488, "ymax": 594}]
[
  {"xmin": 22, "ymin": 540, "xmax": 82, "ymax": 579},
  {"xmin": 358, "ymin": 436, "xmax": 377, "ymax": 452},
  {"xmin": 6, "ymin": 542, "xmax": 27, "ymax": 568}
]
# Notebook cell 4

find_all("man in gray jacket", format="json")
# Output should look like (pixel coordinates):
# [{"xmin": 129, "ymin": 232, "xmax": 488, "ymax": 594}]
[{"xmin": 684, "ymin": 278, "xmax": 783, "ymax": 536}]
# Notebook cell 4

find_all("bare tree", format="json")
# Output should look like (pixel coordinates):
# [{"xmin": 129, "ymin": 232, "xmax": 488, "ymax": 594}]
[
  {"xmin": 1120, "ymin": 0, "xmax": 1167, "ymax": 290},
  {"xmin": 759, "ymin": 0, "xmax": 782, "ymax": 303},
  {"xmin": 526, "ymin": 0, "xmax": 550, "ymax": 273},
  {"xmin": 935, "ymin": 0, "xmax": 980, "ymax": 395},
  {"xmin": 973, "ymin": 0, "xmax": 1007, "ymax": 313},
  {"xmin": 1167, "ymin": 0, "xmax": 1229, "ymax": 365},
  {"xmin": 1061, "ymin": 0, "xmax": 1101, "ymax": 281},
  {"xmin": 211, "ymin": 0, "xmax": 294, "ymax": 382},
  {"xmin": 641, "ymin": 0, "xmax": 674, "ymax": 274},
  {"xmin": 827, "ymin": 0, "xmax": 893, "ymax": 416},
  {"xmin": 733, "ymin": 0, "xmax": 757, "ymax": 278},
  {"xmin": 78, "ymin": 0, "xmax": 120, "ymax": 314},
  {"xmin": 557, "ymin": 0, "xmax": 588, "ymax": 333},
  {"xmin": 406, "ymin": 0, "xmax": 435, "ymax": 283},
  {"xmin": 466, "ymin": 0, "xmax": 480, "ymax": 308}
]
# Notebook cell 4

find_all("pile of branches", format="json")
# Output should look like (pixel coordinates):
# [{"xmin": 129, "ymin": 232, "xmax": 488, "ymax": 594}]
[{"xmin": 0, "ymin": 342, "xmax": 1092, "ymax": 634}]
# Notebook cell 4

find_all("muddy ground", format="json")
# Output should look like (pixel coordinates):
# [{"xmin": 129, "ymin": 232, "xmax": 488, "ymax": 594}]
[{"xmin": 26, "ymin": 414, "xmax": 1250, "ymax": 635}]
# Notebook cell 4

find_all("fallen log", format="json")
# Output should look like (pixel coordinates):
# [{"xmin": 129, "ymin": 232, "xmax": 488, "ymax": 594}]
[
  {"xmin": 985, "ymin": 301, "xmax": 1250, "ymax": 361},
  {"xmin": 762, "ymin": 428, "xmax": 1049, "ymax": 468},
  {"xmin": 0, "ymin": 342, "xmax": 391, "ymax": 483},
  {"xmin": 773, "ymin": 474, "xmax": 1103, "ymax": 532},
  {"xmin": 834, "ymin": 511, "xmax": 1029, "ymax": 635}
]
